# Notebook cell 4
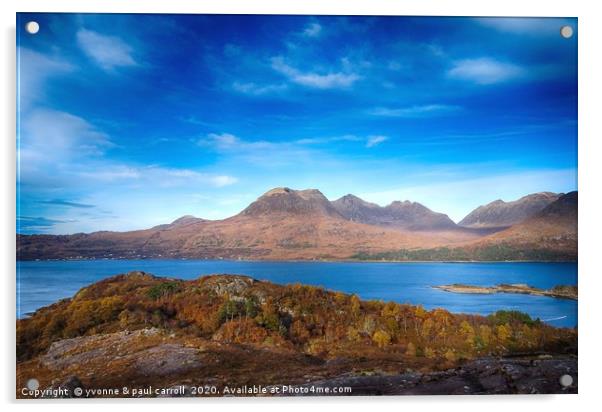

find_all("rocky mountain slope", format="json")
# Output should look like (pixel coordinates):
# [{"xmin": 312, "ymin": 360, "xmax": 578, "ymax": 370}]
[
  {"xmin": 352, "ymin": 192, "xmax": 578, "ymax": 262},
  {"xmin": 332, "ymin": 194, "xmax": 457, "ymax": 231},
  {"xmin": 474, "ymin": 191, "xmax": 577, "ymax": 254},
  {"xmin": 459, "ymin": 192, "xmax": 561, "ymax": 229},
  {"xmin": 16, "ymin": 272, "xmax": 577, "ymax": 397}
]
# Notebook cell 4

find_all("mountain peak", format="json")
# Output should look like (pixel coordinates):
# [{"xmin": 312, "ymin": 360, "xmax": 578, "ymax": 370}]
[
  {"xmin": 169, "ymin": 215, "xmax": 205, "ymax": 227},
  {"xmin": 264, "ymin": 187, "xmax": 294, "ymax": 196},
  {"xmin": 240, "ymin": 187, "xmax": 341, "ymax": 218},
  {"xmin": 332, "ymin": 195, "xmax": 456, "ymax": 231}
]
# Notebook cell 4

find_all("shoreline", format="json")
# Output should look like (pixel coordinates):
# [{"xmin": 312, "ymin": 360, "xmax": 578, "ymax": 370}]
[
  {"xmin": 434, "ymin": 283, "xmax": 578, "ymax": 300},
  {"xmin": 17, "ymin": 258, "xmax": 578, "ymax": 264}
]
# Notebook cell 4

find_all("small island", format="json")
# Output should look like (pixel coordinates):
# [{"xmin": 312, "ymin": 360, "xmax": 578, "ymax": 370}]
[{"xmin": 434, "ymin": 283, "xmax": 577, "ymax": 300}]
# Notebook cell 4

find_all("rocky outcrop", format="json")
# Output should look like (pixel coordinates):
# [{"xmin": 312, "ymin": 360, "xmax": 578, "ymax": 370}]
[
  {"xmin": 42, "ymin": 327, "xmax": 201, "ymax": 376},
  {"xmin": 279, "ymin": 356, "xmax": 577, "ymax": 395}
]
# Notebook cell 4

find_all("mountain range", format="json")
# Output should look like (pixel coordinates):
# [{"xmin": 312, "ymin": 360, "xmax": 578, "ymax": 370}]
[
  {"xmin": 17, "ymin": 188, "xmax": 577, "ymax": 261},
  {"xmin": 458, "ymin": 192, "xmax": 561, "ymax": 229}
]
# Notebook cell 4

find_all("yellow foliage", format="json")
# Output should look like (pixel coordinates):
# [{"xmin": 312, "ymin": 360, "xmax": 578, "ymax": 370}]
[
  {"xmin": 350, "ymin": 294, "xmax": 361, "ymax": 318},
  {"xmin": 346, "ymin": 326, "xmax": 361, "ymax": 342},
  {"xmin": 424, "ymin": 347, "xmax": 436, "ymax": 358},
  {"xmin": 372, "ymin": 330, "xmax": 391, "ymax": 348},
  {"xmin": 496, "ymin": 324, "xmax": 512, "ymax": 343},
  {"xmin": 479, "ymin": 325, "xmax": 492, "ymax": 346}
]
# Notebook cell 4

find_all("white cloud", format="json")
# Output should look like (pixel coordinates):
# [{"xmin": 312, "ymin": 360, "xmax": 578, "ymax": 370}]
[
  {"xmin": 201, "ymin": 132, "xmax": 384, "ymax": 153},
  {"xmin": 17, "ymin": 48, "xmax": 74, "ymax": 111},
  {"xmin": 370, "ymin": 104, "xmax": 461, "ymax": 118},
  {"xmin": 303, "ymin": 22, "xmax": 322, "ymax": 37},
  {"xmin": 448, "ymin": 58, "xmax": 525, "ymax": 85},
  {"xmin": 295, "ymin": 135, "xmax": 362, "ymax": 145},
  {"xmin": 271, "ymin": 56, "xmax": 360, "ymax": 89},
  {"xmin": 366, "ymin": 135, "xmax": 388, "ymax": 148},
  {"xmin": 78, "ymin": 165, "xmax": 237, "ymax": 188},
  {"xmin": 199, "ymin": 133, "xmax": 244, "ymax": 149},
  {"xmin": 232, "ymin": 81, "xmax": 288, "ymax": 96},
  {"xmin": 19, "ymin": 109, "xmax": 112, "ymax": 168},
  {"xmin": 199, "ymin": 132, "xmax": 295, "ymax": 154},
  {"xmin": 76, "ymin": 29, "xmax": 137, "ymax": 71}
]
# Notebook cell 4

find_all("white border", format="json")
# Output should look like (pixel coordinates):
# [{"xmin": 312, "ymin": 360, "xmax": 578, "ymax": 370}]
[{"xmin": 2, "ymin": 1, "xmax": 601, "ymax": 411}]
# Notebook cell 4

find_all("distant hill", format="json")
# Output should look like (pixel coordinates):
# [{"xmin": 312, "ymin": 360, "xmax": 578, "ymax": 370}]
[
  {"xmin": 459, "ymin": 192, "xmax": 561, "ymax": 229},
  {"xmin": 353, "ymin": 192, "xmax": 577, "ymax": 262},
  {"xmin": 16, "ymin": 188, "xmax": 577, "ymax": 261},
  {"xmin": 332, "ymin": 194, "xmax": 457, "ymax": 231},
  {"xmin": 476, "ymin": 191, "xmax": 577, "ymax": 253}
]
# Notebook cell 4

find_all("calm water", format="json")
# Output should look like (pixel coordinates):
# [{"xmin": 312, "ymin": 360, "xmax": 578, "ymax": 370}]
[{"xmin": 17, "ymin": 260, "xmax": 578, "ymax": 327}]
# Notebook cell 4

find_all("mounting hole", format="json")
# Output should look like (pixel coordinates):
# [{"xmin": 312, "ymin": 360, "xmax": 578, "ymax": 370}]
[
  {"xmin": 25, "ymin": 21, "xmax": 40, "ymax": 35},
  {"xmin": 26, "ymin": 378, "xmax": 40, "ymax": 390},
  {"xmin": 559, "ymin": 374, "xmax": 573, "ymax": 387},
  {"xmin": 560, "ymin": 25, "xmax": 573, "ymax": 39}
]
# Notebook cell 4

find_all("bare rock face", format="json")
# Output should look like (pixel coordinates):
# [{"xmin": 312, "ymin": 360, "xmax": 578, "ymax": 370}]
[
  {"xmin": 134, "ymin": 344, "xmax": 202, "ymax": 376},
  {"xmin": 41, "ymin": 327, "xmax": 202, "ymax": 377},
  {"xmin": 201, "ymin": 275, "xmax": 256, "ymax": 297},
  {"xmin": 459, "ymin": 192, "xmax": 561, "ymax": 229}
]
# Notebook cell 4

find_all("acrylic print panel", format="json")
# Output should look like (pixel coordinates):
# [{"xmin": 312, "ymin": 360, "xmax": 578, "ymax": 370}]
[{"xmin": 16, "ymin": 13, "xmax": 577, "ymax": 398}]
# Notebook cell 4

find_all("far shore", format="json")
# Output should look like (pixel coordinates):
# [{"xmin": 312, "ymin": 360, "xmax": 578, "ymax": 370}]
[
  {"xmin": 434, "ymin": 283, "xmax": 577, "ymax": 300},
  {"xmin": 17, "ymin": 257, "xmax": 579, "ymax": 264}
]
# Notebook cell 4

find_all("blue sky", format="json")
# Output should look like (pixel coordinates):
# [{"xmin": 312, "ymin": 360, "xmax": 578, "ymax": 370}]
[{"xmin": 16, "ymin": 14, "xmax": 577, "ymax": 234}]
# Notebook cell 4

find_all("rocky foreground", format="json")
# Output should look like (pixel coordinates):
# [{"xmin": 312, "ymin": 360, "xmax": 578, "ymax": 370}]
[
  {"xmin": 281, "ymin": 356, "xmax": 577, "ymax": 396},
  {"xmin": 18, "ymin": 327, "xmax": 577, "ymax": 397},
  {"xmin": 17, "ymin": 272, "xmax": 577, "ymax": 397}
]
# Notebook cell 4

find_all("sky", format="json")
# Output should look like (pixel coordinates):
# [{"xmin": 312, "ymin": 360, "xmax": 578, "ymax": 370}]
[{"xmin": 16, "ymin": 14, "xmax": 578, "ymax": 234}]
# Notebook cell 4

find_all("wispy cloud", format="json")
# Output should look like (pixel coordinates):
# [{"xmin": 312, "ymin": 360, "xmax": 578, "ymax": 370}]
[
  {"xmin": 303, "ymin": 22, "xmax": 322, "ymax": 38},
  {"xmin": 38, "ymin": 199, "xmax": 95, "ymax": 208},
  {"xmin": 370, "ymin": 104, "xmax": 461, "ymax": 118},
  {"xmin": 295, "ymin": 135, "xmax": 362, "ymax": 145},
  {"xmin": 19, "ymin": 109, "xmax": 113, "ymax": 168},
  {"xmin": 232, "ymin": 81, "xmax": 288, "ymax": 96},
  {"xmin": 76, "ymin": 29, "xmax": 137, "ymax": 71},
  {"xmin": 17, "ymin": 216, "xmax": 74, "ymax": 233},
  {"xmin": 77, "ymin": 164, "xmax": 237, "ymax": 188},
  {"xmin": 201, "ymin": 132, "xmax": 386, "ymax": 152},
  {"xmin": 447, "ymin": 58, "xmax": 525, "ymax": 85},
  {"xmin": 17, "ymin": 48, "xmax": 74, "ymax": 111},
  {"xmin": 366, "ymin": 135, "xmax": 388, "ymax": 148},
  {"xmin": 271, "ymin": 56, "xmax": 360, "ymax": 89}
]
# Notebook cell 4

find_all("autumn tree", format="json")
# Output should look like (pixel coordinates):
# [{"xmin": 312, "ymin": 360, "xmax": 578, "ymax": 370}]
[{"xmin": 372, "ymin": 330, "xmax": 391, "ymax": 348}]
